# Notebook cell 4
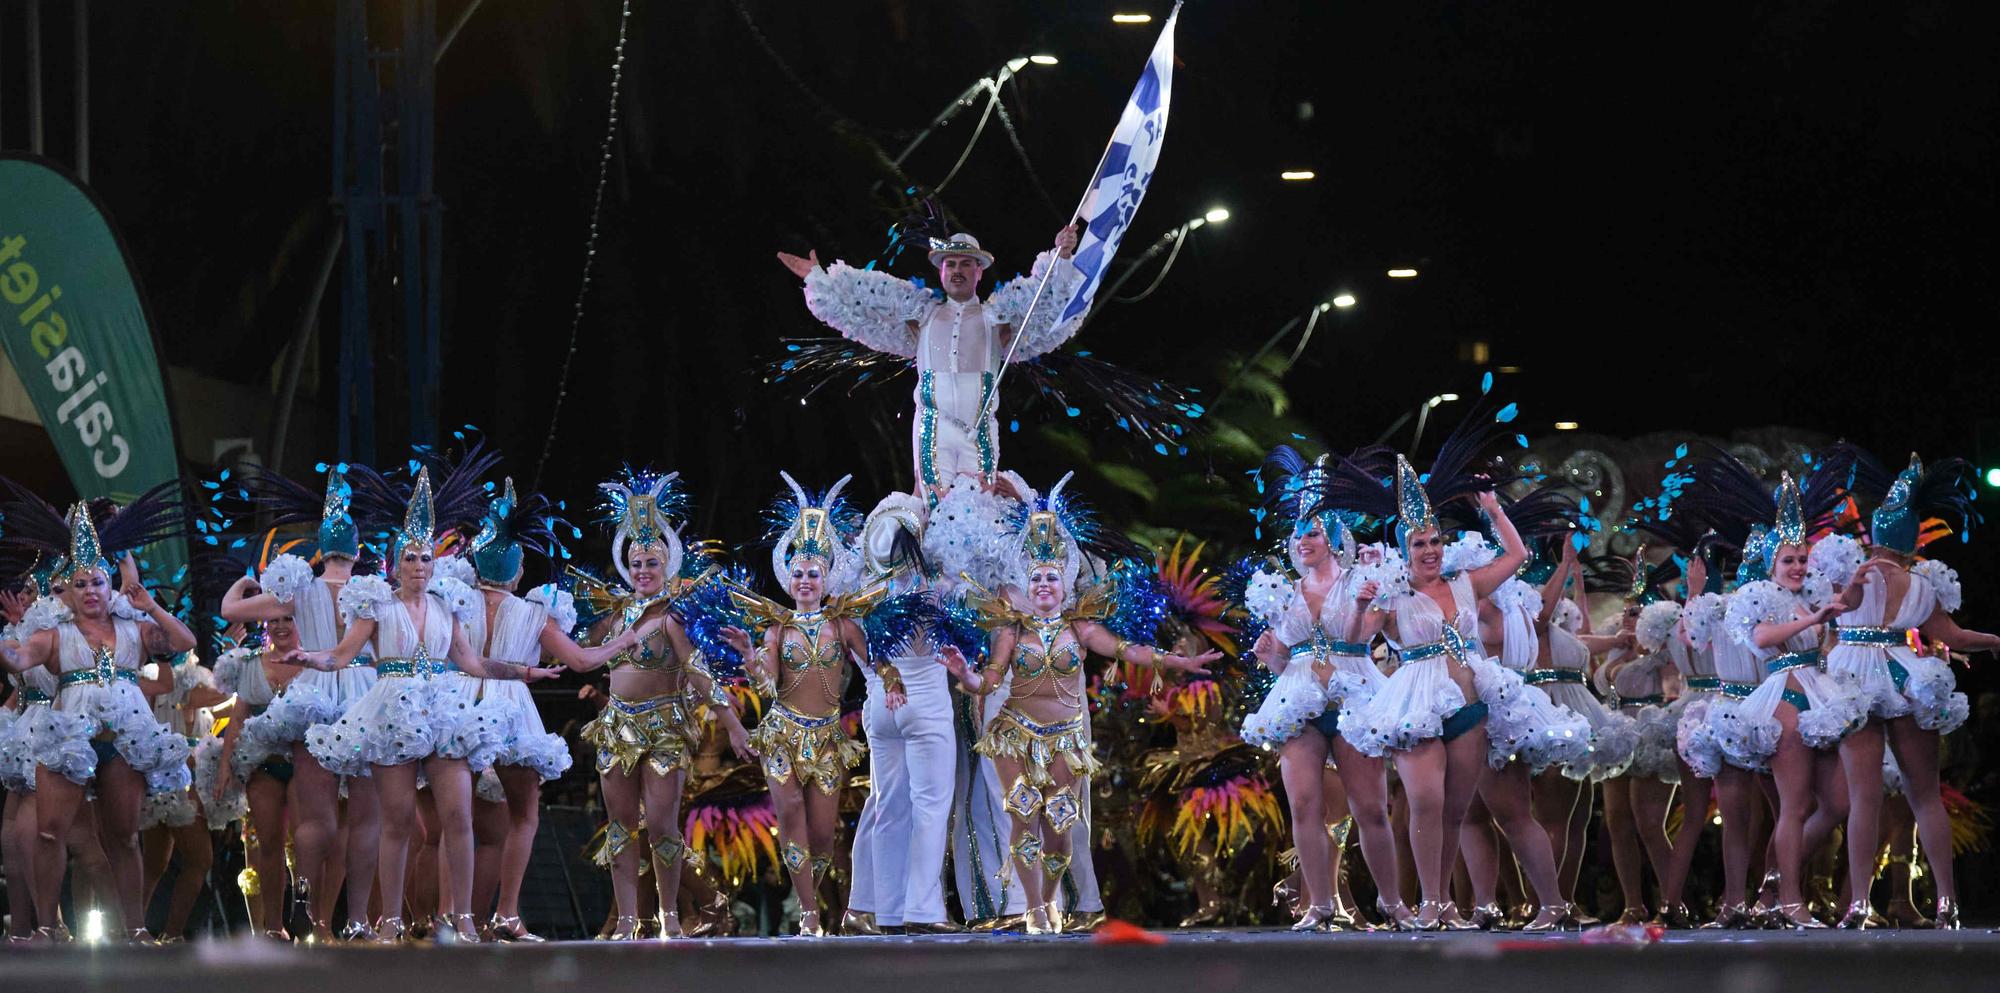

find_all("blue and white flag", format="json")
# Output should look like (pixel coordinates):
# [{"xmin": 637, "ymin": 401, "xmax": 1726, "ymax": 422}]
[{"xmin": 1057, "ymin": 6, "xmax": 1177, "ymax": 324}]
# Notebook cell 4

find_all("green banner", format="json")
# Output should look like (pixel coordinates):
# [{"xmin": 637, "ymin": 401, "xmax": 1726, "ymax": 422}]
[{"xmin": 0, "ymin": 154, "xmax": 187, "ymax": 586}]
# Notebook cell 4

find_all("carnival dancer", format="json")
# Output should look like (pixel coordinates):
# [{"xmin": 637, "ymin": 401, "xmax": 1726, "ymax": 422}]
[
  {"xmin": 208, "ymin": 615, "xmax": 314, "ymax": 938},
  {"xmin": 571, "ymin": 469, "xmax": 747, "ymax": 940},
  {"xmin": 721, "ymin": 473, "xmax": 895, "ymax": 937},
  {"xmin": 1237, "ymin": 448, "xmax": 1401, "ymax": 931},
  {"xmin": 221, "ymin": 464, "xmax": 391, "ymax": 939},
  {"xmin": 842, "ymin": 492, "xmax": 965, "ymax": 935},
  {"xmin": 1818, "ymin": 455, "xmax": 1998, "ymax": 929},
  {"xmin": 0, "ymin": 565, "xmax": 114, "ymax": 942},
  {"xmin": 1445, "ymin": 522, "xmax": 1593, "ymax": 931},
  {"xmin": 1, "ymin": 487, "xmax": 195, "ymax": 943},
  {"xmin": 1338, "ymin": 451, "xmax": 1580, "ymax": 932},
  {"xmin": 937, "ymin": 473, "xmax": 1218, "ymax": 934},
  {"xmin": 1686, "ymin": 453, "xmax": 1869, "ymax": 928},
  {"xmin": 140, "ymin": 644, "xmax": 227, "ymax": 942},
  {"xmin": 295, "ymin": 465, "xmax": 562, "ymax": 943},
  {"xmin": 779, "ymin": 225, "xmax": 1081, "ymax": 498},
  {"xmin": 1593, "ymin": 556, "xmax": 1681, "ymax": 925},
  {"xmin": 459, "ymin": 478, "xmax": 635, "ymax": 940}
]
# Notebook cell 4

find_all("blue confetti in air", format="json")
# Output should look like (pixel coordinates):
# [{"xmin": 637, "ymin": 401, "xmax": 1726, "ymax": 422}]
[
  {"xmin": 1580, "ymin": 497, "xmax": 1591, "ymax": 514},
  {"xmin": 316, "ymin": 462, "xmax": 329, "ymax": 473},
  {"xmin": 1674, "ymin": 443, "xmax": 1688, "ymax": 459},
  {"xmin": 1481, "ymin": 371, "xmax": 1494, "ymax": 394},
  {"xmin": 200, "ymin": 480, "xmax": 220, "ymax": 490},
  {"xmin": 1495, "ymin": 403, "xmax": 1518, "ymax": 423},
  {"xmin": 1154, "ymin": 443, "xmax": 1170, "ymax": 456},
  {"xmin": 1516, "ymin": 434, "xmax": 1529, "ymax": 448},
  {"xmin": 1571, "ymin": 532, "xmax": 1590, "ymax": 552},
  {"xmin": 1066, "ymin": 407, "xmax": 1081, "ymax": 418},
  {"xmin": 1291, "ymin": 433, "xmax": 1306, "ymax": 441},
  {"xmin": 1009, "ymin": 420, "xmax": 1020, "ymax": 433}
]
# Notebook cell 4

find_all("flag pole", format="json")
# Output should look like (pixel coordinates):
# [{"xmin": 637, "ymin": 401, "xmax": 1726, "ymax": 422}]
[{"xmin": 975, "ymin": 1, "xmax": 1180, "ymax": 438}]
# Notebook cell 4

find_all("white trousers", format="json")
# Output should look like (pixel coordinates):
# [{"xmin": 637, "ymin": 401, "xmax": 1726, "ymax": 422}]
[{"xmin": 848, "ymin": 658, "xmax": 957, "ymax": 925}]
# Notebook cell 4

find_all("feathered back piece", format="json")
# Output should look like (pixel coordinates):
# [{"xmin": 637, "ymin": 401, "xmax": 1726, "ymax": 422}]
[
  {"xmin": 0, "ymin": 477, "xmax": 183, "ymax": 582},
  {"xmin": 1867, "ymin": 453, "xmax": 1980, "ymax": 556},
  {"xmin": 763, "ymin": 472, "xmax": 863, "ymax": 593},
  {"xmin": 371, "ymin": 440, "xmax": 502, "ymax": 562},
  {"xmin": 1256, "ymin": 445, "xmax": 1356, "ymax": 567},
  {"xmin": 1667, "ymin": 443, "xmax": 1862, "ymax": 582}
]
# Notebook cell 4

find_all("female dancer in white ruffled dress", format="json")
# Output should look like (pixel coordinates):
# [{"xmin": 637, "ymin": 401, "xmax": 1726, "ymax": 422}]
[
  {"xmin": 0, "ymin": 568, "xmax": 113, "ymax": 942},
  {"xmin": 460, "ymin": 478, "xmax": 637, "ymax": 940},
  {"xmin": 1519, "ymin": 543, "xmax": 1638, "ymax": 921},
  {"xmin": 1701, "ymin": 465, "xmax": 1866, "ymax": 928},
  {"xmin": 209, "ymin": 614, "xmax": 313, "ymax": 938},
  {"xmin": 221, "ymin": 465, "xmax": 388, "ymax": 939},
  {"xmin": 1238, "ymin": 448, "xmax": 1399, "ymax": 931},
  {"xmin": 1448, "ymin": 527, "xmax": 1592, "ymax": 930},
  {"xmin": 140, "ymin": 648, "xmax": 226, "ymax": 941},
  {"xmin": 1620, "ymin": 589, "xmax": 1700, "ymax": 927},
  {"xmin": 1341, "ymin": 456, "xmax": 1576, "ymax": 931},
  {"xmin": 297, "ymin": 467, "xmax": 560, "ymax": 942},
  {"xmin": 3, "ymin": 495, "xmax": 195, "ymax": 943},
  {"xmin": 1594, "ymin": 565, "xmax": 1680, "ymax": 925},
  {"xmin": 1651, "ymin": 552, "xmax": 1735, "ymax": 923},
  {"xmin": 1819, "ymin": 455, "xmax": 1999, "ymax": 929}
]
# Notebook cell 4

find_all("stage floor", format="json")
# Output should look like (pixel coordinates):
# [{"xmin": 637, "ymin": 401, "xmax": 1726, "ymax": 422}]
[{"xmin": 8, "ymin": 927, "xmax": 1997, "ymax": 992}]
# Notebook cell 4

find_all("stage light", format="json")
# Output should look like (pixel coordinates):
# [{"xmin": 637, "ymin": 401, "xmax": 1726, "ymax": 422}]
[
  {"xmin": 1555, "ymin": 421, "xmax": 1580, "ymax": 431},
  {"xmin": 1332, "ymin": 294, "xmax": 1357, "ymax": 308},
  {"xmin": 84, "ymin": 909, "xmax": 105, "ymax": 944},
  {"xmin": 1498, "ymin": 365, "xmax": 1522, "ymax": 373},
  {"xmin": 1029, "ymin": 54, "xmax": 1060, "ymax": 65},
  {"xmin": 1113, "ymin": 13, "xmax": 1154, "ymax": 24},
  {"xmin": 1437, "ymin": 393, "xmax": 1459, "ymax": 402},
  {"xmin": 1006, "ymin": 57, "xmax": 1030, "ymax": 72},
  {"xmin": 1986, "ymin": 467, "xmax": 2000, "ymax": 488},
  {"xmin": 1387, "ymin": 268, "xmax": 1419, "ymax": 278},
  {"xmin": 1280, "ymin": 170, "xmax": 1316, "ymax": 181},
  {"xmin": 1204, "ymin": 207, "xmax": 1231, "ymax": 224}
]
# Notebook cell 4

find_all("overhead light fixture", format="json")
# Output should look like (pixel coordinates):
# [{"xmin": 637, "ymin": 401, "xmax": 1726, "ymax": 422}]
[
  {"xmin": 1497, "ymin": 365, "xmax": 1522, "ymax": 374},
  {"xmin": 1437, "ymin": 393, "xmax": 1459, "ymax": 402},
  {"xmin": 1203, "ymin": 207, "xmax": 1231, "ymax": 224},
  {"xmin": 1280, "ymin": 170, "xmax": 1316, "ymax": 181},
  {"xmin": 1112, "ymin": 13, "xmax": 1154, "ymax": 24},
  {"xmin": 1554, "ymin": 421, "xmax": 1580, "ymax": 431},
  {"xmin": 1331, "ymin": 294, "xmax": 1356, "ymax": 308},
  {"xmin": 1986, "ymin": 467, "xmax": 2000, "ymax": 488},
  {"xmin": 1387, "ymin": 268, "xmax": 1419, "ymax": 278},
  {"xmin": 1029, "ymin": 54, "xmax": 1060, "ymax": 65}
]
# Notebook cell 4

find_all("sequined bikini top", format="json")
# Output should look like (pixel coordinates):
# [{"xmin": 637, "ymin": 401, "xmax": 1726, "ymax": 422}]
[{"xmin": 1013, "ymin": 615, "xmax": 1083, "ymax": 679}]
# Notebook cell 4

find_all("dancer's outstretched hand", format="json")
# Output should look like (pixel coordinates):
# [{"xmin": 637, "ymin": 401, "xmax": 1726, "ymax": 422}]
[
  {"xmin": 777, "ymin": 250, "xmax": 821, "ymax": 280},
  {"xmin": 720, "ymin": 625, "xmax": 754, "ymax": 657},
  {"xmin": 1164, "ymin": 649, "xmax": 1222, "ymax": 677}
]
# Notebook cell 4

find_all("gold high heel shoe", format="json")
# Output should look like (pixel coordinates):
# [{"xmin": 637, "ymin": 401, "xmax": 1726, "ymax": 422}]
[
  {"xmin": 1651, "ymin": 902, "xmax": 1694, "ymax": 929},
  {"xmin": 1836, "ymin": 902, "xmax": 1877, "ymax": 930},
  {"xmin": 1291, "ymin": 905, "xmax": 1338, "ymax": 932},
  {"xmin": 445, "ymin": 913, "xmax": 484, "ymax": 944},
  {"xmin": 1469, "ymin": 903, "xmax": 1508, "ymax": 931},
  {"xmin": 375, "ymin": 916, "xmax": 410, "ymax": 944},
  {"xmin": 1520, "ymin": 904, "xmax": 1582, "ymax": 933},
  {"xmin": 1024, "ymin": 905, "xmax": 1055, "ymax": 935},
  {"xmin": 600, "ymin": 915, "xmax": 642, "ymax": 941},
  {"xmin": 1935, "ymin": 897, "xmax": 1961, "ymax": 931},
  {"xmin": 338, "ymin": 920, "xmax": 379, "ymax": 942},
  {"xmin": 1411, "ymin": 900, "xmax": 1449, "ymax": 932},
  {"xmin": 690, "ymin": 892, "xmax": 736, "ymax": 937},
  {"xmin": 1612, "ymin": 907, "xmax": 1649, "ymax": 927},
  {"xmin": 488, "ymin": 915, "xmax": 546, "ymax": 942},
  {"xmin": 1776, "ymin": 903, "xmax": 1826, "ymax": 930},
  {"xmin": 658, "ymin": 911, "xmax": 684, "ymax": 940},
  {"xmin": 797, "ymin": 910, "xmax": 827, "ymax": 938},
  {"xmin": 1701, "ymin": 903, "xmax": 1753, "ymax": 929},
  {"xmin": 1377, "ymin": 898, "xmax": 1418, "ymax": 932}
]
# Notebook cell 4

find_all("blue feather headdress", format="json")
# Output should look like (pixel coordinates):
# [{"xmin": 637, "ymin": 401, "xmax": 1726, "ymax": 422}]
[
  {"xmin": 596, "ymin": 467, "xmax": 689, "ymax": 587},
  {"xmin": 762, "ymin": 472, "xmax": 861, "ymax": 589},
  {"xmin": 1867, "ymin": 453, "xmax": 1979, "ymax": 556}
]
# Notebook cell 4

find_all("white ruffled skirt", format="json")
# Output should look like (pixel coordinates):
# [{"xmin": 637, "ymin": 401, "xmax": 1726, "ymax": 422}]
[
  {"xmin": 140, "ymin": 785, "xmax": 199, "ymax": 830},
  {"xmin": 1714, "ymin": 664, "xmax": 1868, "ymax": 769},
  {"xmin": 1621, "ymin": 704, "xmax": 1682, "ymax": 783},
  {"xmin": 479, "ymin": 681, "xmax": 572, "ymax": 781},
  {"xmin": 1239, "ymin": 662, "xmax": 1327, "ymax": 748},
  {"xmin": 0, "ymin": 708, "xmax": 32, "ymax": 793},
  {"xmin": 1674, "ymin": 693, "xmax": 1725, "ymax": 780},
  {"xmin": 34, "ymin": 684, "xmax": 192, "ymax": 795},
  {"xmin": 1534, "ymin": 681, "xmax": 1638, "ymax": 781},
  {"xmin": 306, "ymin": 671, "xmax": 510, "ymax": 776},
  {"xmin": 234, "ymin": 686, "xmax": 346, "ymax": 778},
  {"xmin": 192, "ymin": 736, "xmax": 250, "ymax": 829},
  {"xmin": 1826, "ymin": 646, "xmax": 1968, "ymax": 736},
  {"xmin": 1344, "ymin": 655, "xmax": 1586, "ymax": 770}
]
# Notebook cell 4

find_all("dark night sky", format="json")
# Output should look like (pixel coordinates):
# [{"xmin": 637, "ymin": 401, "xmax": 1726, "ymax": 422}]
[{"xmin": 10, "ymin": 1, "xmax": 1998, "ymax": 560}]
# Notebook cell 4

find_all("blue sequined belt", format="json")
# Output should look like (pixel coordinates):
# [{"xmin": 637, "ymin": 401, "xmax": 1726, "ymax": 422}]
[
  {"xmin": 769, "ymin": 702, "xmax": 843, "ymax": 731},
  {"xmin": 1685, "ymin": 677, "xmax": 1723, "ymax": 692},
  {"xmin": 1836, "ymin": 627, "xmax": 1906, "ymax": 647},
  {"xmin": 1619, "ymin": 694, "xmax": 1666, "ymax": 707},
  {"xmin": 59, "ymin": 667, "xmax": 139, "ymax": 687},
  {"xmin": 1765, "ymin": 650, "xmax": 1821, "ymax": 677},
  {"xmin": 1324, "ymin": 639, "xmax": 1373, "ymax": 657},
  {"xmin": 1524, "ymin": 669, "xmax": 1585, "ymax": 686},
  {"xmin": 375, "ymin": 656, "xmax": 455, "ymax": 679},
  {"xmin": 18, "ymin": 687, "xmax": 52, "ymax": 704},
  {"xmin": 1721, "ymin": 682, "xmax": 1758, "ymax": 699}
]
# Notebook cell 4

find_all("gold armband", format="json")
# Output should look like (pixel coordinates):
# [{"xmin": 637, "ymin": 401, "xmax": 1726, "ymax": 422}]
[{"xmin": 876, "ymin": 662, "xmax": 905, "ymax": 696}]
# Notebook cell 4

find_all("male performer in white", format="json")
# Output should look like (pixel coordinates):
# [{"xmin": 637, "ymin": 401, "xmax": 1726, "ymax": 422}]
[
  {"xmin": 843, "ymin": 494, "xmax": 964, "ymax": 934},
  {"xmin": 778, "ymin": 224, "xmax": 1081, "ymax": 500}
]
